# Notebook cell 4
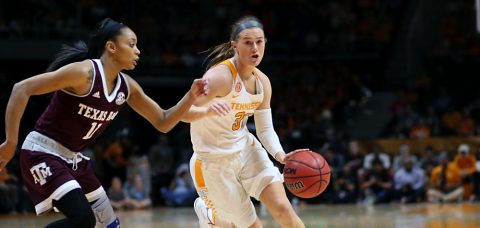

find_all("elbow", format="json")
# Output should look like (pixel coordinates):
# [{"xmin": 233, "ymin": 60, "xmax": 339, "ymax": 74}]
[
  {"xmin": 156, "ymin": 125, "xmax": 170, "ymax": 134},
  {"xmin": 155, "ymin": 122, "xmax": 173, "ymax": 133},
  {"xmin": 12, "ymin": 82, "xmax": 26, "ymax": 95},
  {"xmin": 154, "ymin": 111, "xmax": 171, "ymax": 133},
  {"xmin": 11, "ymin": 82, "xmax": 30, "ymax": 99}
]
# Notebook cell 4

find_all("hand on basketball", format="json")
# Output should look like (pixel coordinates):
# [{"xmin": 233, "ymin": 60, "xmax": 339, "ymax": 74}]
[
  {"xmin": 276, "ymin": 148, "xmax": 310, "ymax": 164},
  {"xmin": 207, "ymin": 101, "xmax": 231, "ymax": 117},
  {"xmin": 0, "ymin": 141, "xmax": 16, "ymax": 172},
  {"xmin": 189, "ymin": 79, "xmax": 209, "ymax": 99}
]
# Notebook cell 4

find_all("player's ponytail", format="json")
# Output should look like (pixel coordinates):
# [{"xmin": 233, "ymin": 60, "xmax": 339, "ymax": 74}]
[
  {"xmin": 203, "ymin": 42, "xmax": 234, "ymax": 70},
  {"xmin": 46, "ymin": 41, "xmax": 90, "ymax": 72},
  {"xmin": 46, "ymin": 18, "xmax": 126, "ymax": 72},
  {"xmin": 204, "ymin": 16, "xmax": 264, "ymax": 71}
]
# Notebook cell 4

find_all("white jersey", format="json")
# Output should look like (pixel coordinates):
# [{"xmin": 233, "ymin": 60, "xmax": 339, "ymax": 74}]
[{"xmin": 191, "ymin": 59, "xmax": 264, "ymax": 156}]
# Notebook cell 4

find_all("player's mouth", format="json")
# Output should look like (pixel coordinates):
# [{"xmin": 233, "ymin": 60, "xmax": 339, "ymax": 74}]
[{"xmin": 250, "ymin": 54, "xmax": 259, "ymax": 62}]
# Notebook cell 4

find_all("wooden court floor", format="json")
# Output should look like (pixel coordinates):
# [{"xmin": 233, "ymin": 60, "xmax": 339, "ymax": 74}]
[{"xmin": 0, "ymin": 203, "xmax": 479, "ymax": 228}]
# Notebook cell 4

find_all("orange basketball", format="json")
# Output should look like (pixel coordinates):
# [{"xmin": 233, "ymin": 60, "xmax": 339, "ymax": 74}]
[{"xmin": 283, "ymin": 150, "xmax": 331, "ymax": 198}]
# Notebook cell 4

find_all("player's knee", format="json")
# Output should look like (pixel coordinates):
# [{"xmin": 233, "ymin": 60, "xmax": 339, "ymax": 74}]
[{"xmin": 91, "ymin": 192, "xmax": 119, "ymax": 227}]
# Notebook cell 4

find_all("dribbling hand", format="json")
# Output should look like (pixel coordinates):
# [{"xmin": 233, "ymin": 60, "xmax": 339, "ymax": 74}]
[
  {"xmin": 275, "ymin": 148, "xmax": 310, "ymax": 164},
  {"xmin": 190, "ymin": 79, "xmax": 209, "ymax": 99},
  {"xmin": 0, "ymin": 141, "xmax": 16, "ymax": 172}
]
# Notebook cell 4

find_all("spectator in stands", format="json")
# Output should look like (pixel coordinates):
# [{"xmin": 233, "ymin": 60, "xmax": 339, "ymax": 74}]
[
  {"xmin": 108, "ymin": 177, "xmax": 130, "ymax": 210},
  {"xmin": 471, "ymin": 148, "xmax": 480, "ymax": 202},
  {"xmin": 394, "ymin": 158, "xmax": 426, "ymax": 203},
  {"xmin": 419, "ymin": 146, "xmax": 439, "ymax": 178},
  {"xmin": 344, "ymin": 140, "xmax": 364, "ymax": 173},
  {"xmin": 323, "ymin": 147, "xmax": 345, "ymax": 174},
  {"xmin": 148, "ymin": 135, "xmax": 176, "ymax": 205},
  {"xmin": 333, "ymin": 166, "xmax": 358, "ymax": 204},
  {"xmin": 424, "ymin": 106, "xmax": 441, "ymax": 136},
  {"xmin": 104, "ymin": 129, "xmax": 135, "ymax": 185},
  {"xmin": 360, "ymin": 160, "xmax": 393, "ymax": 204},
  {"xmin": 124, "ymin": 173, "xmax": 152, "ymax": 209},
  {"xmin": 457, "ymin": 111, "xmax": 475, "ymax": 136},
  {"xmin": 441, "ymin": 106, "xmax": 462, "ymax": 135},
  {"xmin": 126, "ymin": 148, "xmax": 151, "ymax": 202},
  {"xmin": 160, "ymin": 163, "xmax": 197, "ymax": 207},
  {"xmin": 0, "ymin": 167, "xmax": 17, "ymax": 214},
  {"xmin": 363, "ymin": 144, "xmax": 391, "ymax": 170},
  {"xmin": 393, "ymin": 144, "xmax": 418, "ymax": 172},
  {"xmin": 453, "ymin": 144, "xmax": 476, "ymax": 199},
  {"xmin": 409, "ymin": 118, "xmax": 431, "ymax": 138},
  {"xmin": 428, "ymin": 153, "xmax": 464, "ymax": 203}
]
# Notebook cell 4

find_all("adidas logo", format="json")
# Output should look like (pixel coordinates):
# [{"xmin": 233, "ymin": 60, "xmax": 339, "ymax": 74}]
[{"xmin": 92, "ymin": 91, "xmax": 100, "ymax": 98}]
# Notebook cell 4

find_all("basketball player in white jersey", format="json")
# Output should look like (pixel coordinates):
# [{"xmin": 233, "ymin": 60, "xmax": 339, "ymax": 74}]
[{"xmin": 182, "ymin": 16, "xmax": 306, "ymax": 228}]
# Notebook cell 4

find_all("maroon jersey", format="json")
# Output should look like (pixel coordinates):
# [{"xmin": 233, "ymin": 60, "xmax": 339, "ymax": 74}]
[{"xmin": 34, "ymin": 59, "xmax": 130, "ymax": 152}]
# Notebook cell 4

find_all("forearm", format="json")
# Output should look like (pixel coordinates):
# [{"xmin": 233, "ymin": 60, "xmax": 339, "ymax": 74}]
[
  {"xmin": 254, "ymin": 109, "xmax": 284, "ymax": 158},
  {"xmin": 181, "ymin": 106, "xmax": 208, "ymax": 123},
  {"xmin": 161, "ymin": 91, "xmax": 195, "ymax": 131},
  {"xmin": 5, "ymin": 83, "xmax": 30, "ymax": 145}
]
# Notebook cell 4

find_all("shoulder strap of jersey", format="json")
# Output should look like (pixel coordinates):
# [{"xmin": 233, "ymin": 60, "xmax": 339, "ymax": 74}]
[{"xmin": 218, "ymin": 59, "xmax": 237, "ymax": 80}]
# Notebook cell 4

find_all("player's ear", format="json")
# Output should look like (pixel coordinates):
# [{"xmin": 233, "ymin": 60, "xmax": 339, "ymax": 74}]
[{"xmin": 105, "ymin": 41, "xmax": 116, "ymax": 53}]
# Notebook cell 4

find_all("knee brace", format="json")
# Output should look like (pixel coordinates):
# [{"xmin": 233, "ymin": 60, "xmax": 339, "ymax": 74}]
[{"xmin": 91, "ymin": 192, "xmax": 120, "ymax": 228}]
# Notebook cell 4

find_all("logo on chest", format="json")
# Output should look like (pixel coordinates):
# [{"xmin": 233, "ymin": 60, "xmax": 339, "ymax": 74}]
[
  {"xmin": 115, "ymin": 92, "xmax": 126, "ymax": 105},
  {"xmin": 235, "ymin": 82, "xmax": 242, "ymax": 93}
]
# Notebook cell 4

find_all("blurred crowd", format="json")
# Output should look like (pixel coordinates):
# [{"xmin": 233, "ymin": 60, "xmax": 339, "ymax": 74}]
[
  {"xmin": 311, "ymin": 141, "xmax": 480, "ymax": 205},
  {"xmin": 383, "ymin": 0, "xmax": 480, "ymax": 139}
]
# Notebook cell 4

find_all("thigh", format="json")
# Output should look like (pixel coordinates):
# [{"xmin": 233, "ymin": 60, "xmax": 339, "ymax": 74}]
[
  {"xmin": 74, "ymin": 160, "xmax": 103, "ymax": 202},
  {"xmin": 195, "ymin": 156, "xmax": 257, "ymax": 228},
  {"xmin": 240, "ymin": 141, "xmax": 283, "ymax": 199},
  {"xmin": 20, "ymin": 150, "xmax": 80, "ymax": 215}
]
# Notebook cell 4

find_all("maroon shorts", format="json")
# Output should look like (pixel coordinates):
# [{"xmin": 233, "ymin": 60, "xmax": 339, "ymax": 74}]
[{"xmin": 20, "ymin": 149, "xmax": 103, "ymax": 215}]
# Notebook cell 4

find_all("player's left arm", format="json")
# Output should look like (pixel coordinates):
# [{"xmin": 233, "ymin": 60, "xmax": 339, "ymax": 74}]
[
  {"xmin": 254, "ymin": 71, "xmax": 289, "ymax": 163},
  {"xmin": 255, "ymin": 71, "xmax": 309, "ymax": 164}
]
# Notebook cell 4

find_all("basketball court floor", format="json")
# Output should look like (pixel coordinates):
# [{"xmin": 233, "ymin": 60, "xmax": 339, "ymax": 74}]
[{"xmin": 0, "ymin": 203, "xmax": 479, "ymax": 228}]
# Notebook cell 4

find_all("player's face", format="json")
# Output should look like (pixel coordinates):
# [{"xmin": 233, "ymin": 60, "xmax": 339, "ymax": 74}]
[
  {"xmin": 113, "ymin": 28, "xmax": 141, "ymax": 70},
  {"xmin": 233, "ymin": 28, "xmax": 265, "ymax": 67}
]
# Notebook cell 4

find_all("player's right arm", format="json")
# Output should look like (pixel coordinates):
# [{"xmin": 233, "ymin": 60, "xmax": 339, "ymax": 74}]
[
  {"xmin": 0, "ymin": 61, "xmax": 92, "ymax": 171},
  {"xmin": 180, "ymin": 65, "xmax": 233, "ymax": 123},
  {"xmin": 192, "ymin": 65, "xmax": 233, "ymax": 107}
]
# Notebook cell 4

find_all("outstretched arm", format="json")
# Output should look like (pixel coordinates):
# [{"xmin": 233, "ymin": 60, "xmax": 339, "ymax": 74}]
[
  {"xmin": 126, "ymin": 76, "xmax": 208, "ymax": 133},
  {"xmin": 0, "ymin": 61, "xmax": 93, "ymax": 171}
]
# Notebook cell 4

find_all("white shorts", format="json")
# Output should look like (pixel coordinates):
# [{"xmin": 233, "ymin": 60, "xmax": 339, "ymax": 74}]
[{"xmin": 189, "ymin": 136, "xmax": 283, "ymax": 228}]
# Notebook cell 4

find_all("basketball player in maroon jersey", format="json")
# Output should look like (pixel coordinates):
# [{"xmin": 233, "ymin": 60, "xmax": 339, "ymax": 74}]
[{"xmin": 0, "ymin": 18, "xmax": 208, "ymax": 228}]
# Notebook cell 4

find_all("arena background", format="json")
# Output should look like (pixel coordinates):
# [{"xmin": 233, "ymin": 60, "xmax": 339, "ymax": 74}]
[{"xmin": 1, "ymin": 0, "xmax": 480, "ymax": 227}]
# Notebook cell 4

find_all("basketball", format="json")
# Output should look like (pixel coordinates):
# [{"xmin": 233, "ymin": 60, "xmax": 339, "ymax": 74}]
[{"xmin": 283, "ymin": 150, "xmax": 331, "ymax": 198}]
